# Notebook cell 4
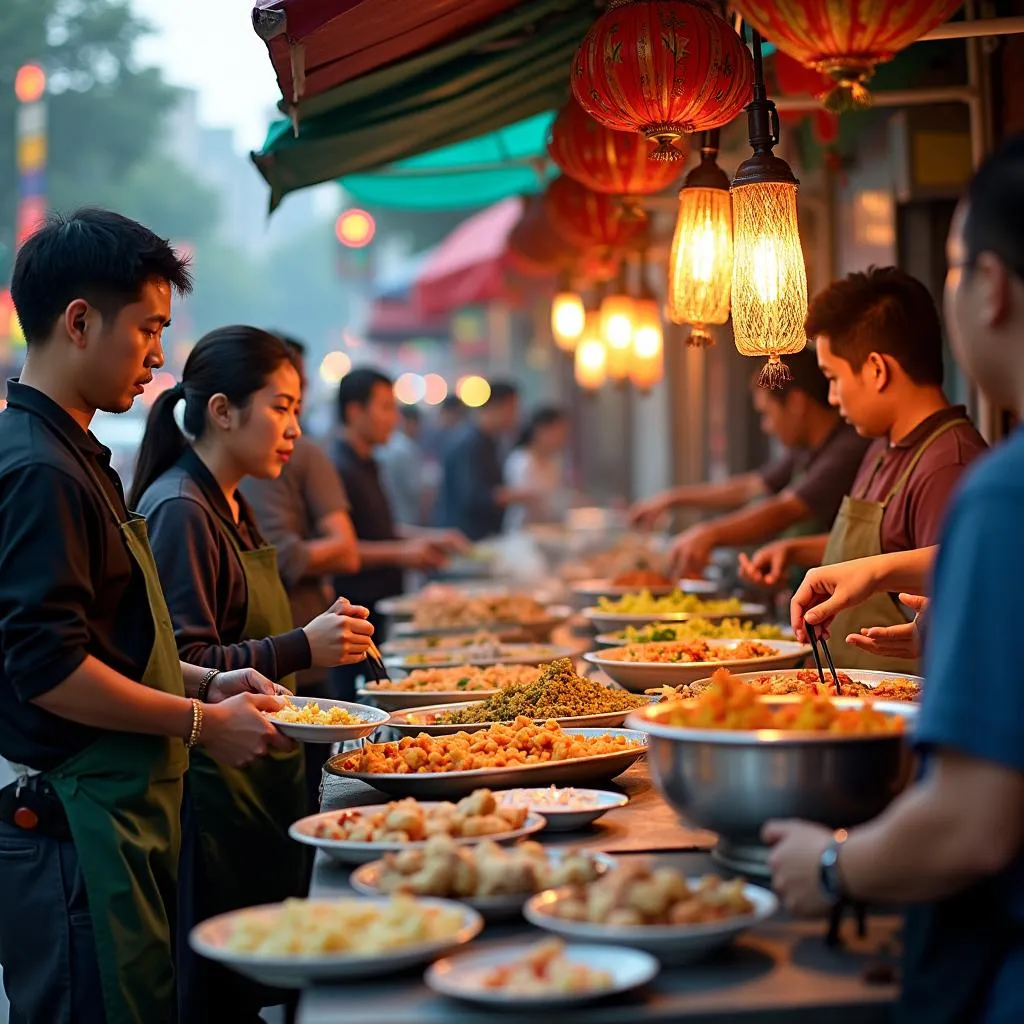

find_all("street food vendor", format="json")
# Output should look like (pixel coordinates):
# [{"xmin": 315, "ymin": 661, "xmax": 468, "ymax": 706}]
[
  {"xmin": 767, "ymin": 133, "xmax": 1024, "ymax": 1024},
  {"xmin": 0, "ymin": 211, "xmax": 290, "ymax": 1024},
  {"xmin": 129, "ymin": 326, "xmax": 375, "ymax": 1024},
  {"xmin": 629, "ymin": 349, "xmax": 869, "ymax": 578},
  {"xmin": 741, "ymin": 267, "xmax": 987, "ymax": 670}
]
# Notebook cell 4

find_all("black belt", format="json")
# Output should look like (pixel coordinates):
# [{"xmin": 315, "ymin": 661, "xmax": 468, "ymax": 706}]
[{"xmin": 0, "ymin": 776, "xmax": 72, "ymax": 841}]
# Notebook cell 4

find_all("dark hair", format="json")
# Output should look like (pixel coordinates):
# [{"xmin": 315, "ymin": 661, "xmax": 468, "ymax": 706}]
[
  {"xmin": 129, "ymin": 326, "xmax": 294, "ymax": 506},
  {"xmin": 515, "ymin": 406, "xmax": 566, "ymax": 449},
  {"xmin": 752, "ymin": 347, "xmax": 830, "ymax": 408},
  {"xmin": 272, "ymin": 331, "xmax": 306, "ymax": 358},
  {"xmin": 962, "ymin": 134, "xmax": 1024, "ymax": 281},
  {"xmin": 441, "ymin": 395, "xmax": 465, "ymax": 414},
  {"xmin": 485, "ymin": 380, "xmax": 519, "ymax": 407},
  {"xmin": 804, "ymin": 266, "xmax": 944, "ymax": 386},
  {"xmin": 337, "ymin": 367, "xmax": 392, "ymax": 425},
  {"xmin": 11, "ymin": 208, "xmax": 192, "ymax": 346}
]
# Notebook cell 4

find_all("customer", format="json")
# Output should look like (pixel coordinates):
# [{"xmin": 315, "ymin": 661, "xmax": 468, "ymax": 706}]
[
  {"xmin": 0, "ymin": 210, "xmax": 287, "ymax": 1024},
  {"xmin": 741, "ymin": 266, "xmax": 986, "ymax": 669},
  {"xmin": 629, "ymin": 349, "xmax": 869, "ymax": 577},
  {"xmin": 240, "ymin": 334, "xmax": 361, "ymax": 812},
  {"xmin": 333, "ymin": 368, "xmax": 466, "ymax": 644},
  {"xmin": 378, "ymin": 404, "xmax": 426, "ymax": 527},
  {"xmin": 437, "ymin": 380, "xmax": 537, "ymax": 541},
  {"xmin": 504, "ymin": 405, "xmax": 571, "ymax": 532},
  {"xmin": 766, "ymin": 133, "xmax": 1024, "ymax": 1024}
]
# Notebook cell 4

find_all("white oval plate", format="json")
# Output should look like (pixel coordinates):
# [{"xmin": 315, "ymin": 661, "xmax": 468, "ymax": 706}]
[
  {"xmin": 357, "ymin": 686, "xmax": 505, "ymax": 712},
  {"xmin": 383, "ymin": 644, "xmax": 576, "ymax": 672},
  {"xmin": 524, "ymin": 882, "xmax": 779, "ymax": 965},
  {"xmin": 581, "ymin": 603, "xmax": 767, "ymax": 633},
  {"xmin": 495, "ymin": 788, "xmax": 629, "ymax": 831},
  {"xmin": 190, "ymin": 896, "xmax": 482, "ymax": 988},
  {"xmin": 350, "ymin": 850, "xmax": 618, "ymax": 920},
  {"xmin": 426, "ymin": 942, "xmax": 659, "ymax": 1008},
  {"xmin": 594, "ymin": 627, "xmax": 795, "ymax": 649},
  {"xmin": 386, "ymin": 701, "xmax": 648, "ymax": 738},
  {"xmin": 583, "ymin": 640, "xmax": 811, "ymax": 692},
  {"xmin": 289, "ymin": 805, "xmax": 547, "ymax": 865},
  {"xmin": 264, "ymin": 696, "xmax": 391, "ymax": 743}
]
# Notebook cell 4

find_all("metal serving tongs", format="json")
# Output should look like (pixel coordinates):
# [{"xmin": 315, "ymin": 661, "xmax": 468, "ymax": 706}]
[{"xmin": 805, "ymin": 621, "xmax": 841, "ymax": 697}]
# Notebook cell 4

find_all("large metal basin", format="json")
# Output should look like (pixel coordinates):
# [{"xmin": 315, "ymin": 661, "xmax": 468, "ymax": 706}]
[{"xmin": 627, "ymin": 698, "xmax": 917, "ymax": 871}]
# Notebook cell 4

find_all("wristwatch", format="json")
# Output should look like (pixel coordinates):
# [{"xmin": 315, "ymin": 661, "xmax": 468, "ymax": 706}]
[{"xmin": 819, "ymin": 828, "xmax": 849, "ymax": 904}]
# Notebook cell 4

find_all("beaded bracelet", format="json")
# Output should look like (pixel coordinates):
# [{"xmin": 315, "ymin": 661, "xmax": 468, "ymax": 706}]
[
  {"xmin": 197, "ymin": 669, "xmax": 220, "ymax": 703},
  {"xmin": 186, "ymin": 699, "xmax": 204, "ymax": 749}
]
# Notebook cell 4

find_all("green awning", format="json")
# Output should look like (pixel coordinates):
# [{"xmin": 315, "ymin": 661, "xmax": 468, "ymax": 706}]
[
  {"xmin": 338, "ymin": 112, "xmax": 556, "ymax": 211},
  {"xmin": 251, "ymin": 0, "xmax": 591, "ymax": 211}
]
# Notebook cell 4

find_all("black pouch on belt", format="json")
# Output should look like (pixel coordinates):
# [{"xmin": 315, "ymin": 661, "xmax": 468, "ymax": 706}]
[{"xmin": 0, "ymin": 777, "xmax": 73, "ymax": 841}]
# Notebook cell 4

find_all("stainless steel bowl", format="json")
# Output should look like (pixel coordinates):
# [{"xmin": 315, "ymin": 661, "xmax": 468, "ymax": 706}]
[{"xmin": 626, "ymin": 698, "xmax": 917, "ymax": 873}]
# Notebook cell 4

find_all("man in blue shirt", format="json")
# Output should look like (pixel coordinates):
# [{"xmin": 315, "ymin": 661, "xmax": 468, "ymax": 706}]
[{"xmin": 766, "ymin": 135, "xmax": 1024, "ymax": 1022}]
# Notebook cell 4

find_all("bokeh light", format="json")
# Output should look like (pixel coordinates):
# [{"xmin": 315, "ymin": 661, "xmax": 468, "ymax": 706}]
[
  {"xmin": 456, "ymin": 375, "xmax": 491, "ymax": 408},
  {"xmin": 14, "ymin": 64, "xmax": 46, "ymax": 104},
  {"xmin": 319, "ymin": 350, "xmax": 352, "ymax": 385},
  {"xmin": 423, "ymin": 373, "xmax": 448, "ymax": 405},
  {"xmin": 394, "ymin": 372, "xmax": 427, "ymax": 405},
  {"xmin": 335, "ymin": 209, "xmax": 376, "ymax": 248}
]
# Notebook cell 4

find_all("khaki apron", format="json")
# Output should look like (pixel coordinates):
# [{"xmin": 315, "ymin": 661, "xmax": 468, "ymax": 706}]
[
  {"xmin": 42, "ymin": 436, "xmax": 186, "ymax": 1024},
  {"xmin": 185, "ymin": 530, "xmax": 307, "ymax": 922},
  {"xmin": 822, "ymin": 418, "xmax": 968, "ymax": 672}
]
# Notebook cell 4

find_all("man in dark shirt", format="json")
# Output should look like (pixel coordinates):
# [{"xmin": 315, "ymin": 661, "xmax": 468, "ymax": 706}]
[
  {"xmin": 766, "ymin": 132, "xmax": 1024, "ymax": 1024},
  {"xmin": 629, "ymin": 349, "xmax": 869, "ymax": 576},
  {"xmin": 0, "ymin": 209, "xmax": 285, "ymax": 1024},
  {"xmin": 437, "ymin": 380, "xmax": 539, "ymax": 541},
  {"xmin": 332, "ymin": 368, "xmax": 466, "ymax": 626}
]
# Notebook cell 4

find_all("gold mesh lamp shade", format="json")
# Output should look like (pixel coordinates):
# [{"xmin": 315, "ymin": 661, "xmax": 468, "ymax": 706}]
[
  {"xmin": 574, "ymin": 311, "xmax": 608, "ymax": 390},
  {"xmin": 551, "ymin": 283, "xmax": 586, "ymax": 352},
  {"xmin": 667, "ymin": 130, "xmax": 733, "ymax": 348},
  {"xmin": 730, "ymin": 29, "xmax": 808, "ymax": 389}
]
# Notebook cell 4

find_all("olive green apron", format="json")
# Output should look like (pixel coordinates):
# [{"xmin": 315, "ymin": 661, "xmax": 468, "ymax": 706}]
[
  {"xmin": 42, "ymin": 439, "xmax": 186, "ymax": 1024},
  {"xmin": 821, "ymin": 418, "xmax": 968, "ymax": 672},
  {"xmin": 185, "ymin": 528, "xmax": 307, "ymax": 925}
]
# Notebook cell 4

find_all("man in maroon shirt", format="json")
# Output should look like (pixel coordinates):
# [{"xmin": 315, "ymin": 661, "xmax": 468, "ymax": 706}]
[{"xmin": 742, "ymin": 266, "xmax": 986, "ymax": 670}]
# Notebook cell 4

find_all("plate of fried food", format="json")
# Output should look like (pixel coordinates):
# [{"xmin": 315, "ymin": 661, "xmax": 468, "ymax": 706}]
[
  {"xmin": 262, "ymin": 696, "xmax": 391, "ymax": 743},
  {"xmin": 426, "ymin": 938, "xmax": 660, "ymax": 1008},
  {"xmin": 582, "ymin": 591, "xmax": 766, "ymax": 633},
  {"xmin": 358, "ymin": 664, "xmax": 545, "ymax": 711},
  {"xmin": 350, "ymin": 838, "xmax": 616, "ymax": 919},
  {"xmin": 649, "ymin": 668, "xmax": 923, "ymax": 704},
  {"xmin": 595, "ymin": 617, "xmax": 791, "ymax": 648},
  {"xmin": 383, "ymin": 642, "xmax": 577, "ymax": 672},
  {"xmin": 524, "ymin": 864, "xmax": 778, "ymax": 965},
  {"xmin": 326, "ymin": 719, "xmax": 647, "ymax": 799},
  {"xmin": 386, "ymin": 658, "xmax": 650, "ymax": 736},
  {"xmin": 584, "ymin": 639, "xmax": 811, "ymax": 692},
  {"xmin": 289, "ymin": 789, "xmax": 545, "ymax": 864},
  {"xmin": 190, "ymin": 894, "xmax": 482, "ymax": 987}
]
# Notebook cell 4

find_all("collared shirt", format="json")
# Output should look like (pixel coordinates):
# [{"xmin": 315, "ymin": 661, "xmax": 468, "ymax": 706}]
[
  {"xmin": 241, "ymin": 436, "xmax": 350, "ymax": 689},
  {"xmin": 757, "ymin": 421, "xmax": 872, "ymax": 530},
  {"xmin": 850, "ymin": 405, "xmax": 988, "ymax": 552},
  {"xmin": 135, "ymin": 449, "xmax": 311, "ymax": 681},
  {"xmin": 332, "ymin": 440, "xmax": 403, "ymax": 612},
  {"xmin": 903, "ymin": 429, "xmax": 1024, "ymax": 1021},
  {"xmin": 437, "ymin": 422, "xmax": 505, "ymax": 541},
  {"xmin": 0, "ymin": 381, "xmax": 155, "ymax": 771}
]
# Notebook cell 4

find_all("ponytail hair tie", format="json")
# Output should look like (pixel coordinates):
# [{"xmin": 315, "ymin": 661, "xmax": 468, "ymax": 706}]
[{"xmin": 168, "ymin": 381, "xmax": 185, "ymax": 401}]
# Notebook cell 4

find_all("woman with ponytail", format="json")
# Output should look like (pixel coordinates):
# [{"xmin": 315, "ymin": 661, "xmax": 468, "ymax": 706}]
[{"xmin": 131, "ymin": 325, "xmax": 374, "ymax": 1024}]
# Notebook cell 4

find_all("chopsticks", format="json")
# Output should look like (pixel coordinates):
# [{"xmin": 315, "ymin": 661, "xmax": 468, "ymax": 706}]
[
  {"xmin": 363, "ymin": 639, "xmax": 390, "ymax": 684},
  {"xmin": 805, "ymin": 622, "xmax": 841, "ymax": 696}
]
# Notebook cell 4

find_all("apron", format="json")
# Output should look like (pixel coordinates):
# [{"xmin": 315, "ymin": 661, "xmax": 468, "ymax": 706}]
[
  {"xmin": 821, "ymin": 418, "xmax": 968, "ymax": 672},
  {"xmin": 42, "ymin": 431, "xmax": 186, "ymax": 1024},
  {"xmin": 185, "ymin": 529, "xmax": 307, "ymax": 922}
]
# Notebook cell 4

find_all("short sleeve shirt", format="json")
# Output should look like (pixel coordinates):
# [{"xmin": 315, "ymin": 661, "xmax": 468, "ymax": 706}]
[
  {"xmin": 850, "ymin": 406, "xmax": 988, "ymax": 552},
  {"xmin": 901, "ymin": 430, "xmax": 1024, "ymax": 1021},
  {"xmin": 757, "ymin": 422, "xmax": 871, "ymax": 530}
]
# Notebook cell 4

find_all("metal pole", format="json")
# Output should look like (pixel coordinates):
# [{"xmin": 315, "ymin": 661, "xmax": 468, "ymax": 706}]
[
  {"xmin": 919, "ymin": 15, "xmax": 1024, "ymax": 41},
  {"xmin": 773, "ymin": 86, "xmax": 976, "ymax": 112}
]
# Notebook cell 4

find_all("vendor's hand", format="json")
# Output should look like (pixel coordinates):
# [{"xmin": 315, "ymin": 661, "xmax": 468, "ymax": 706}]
[
  {"xmin": 304, "ymin": 602, "xmax": 375, "ymax": 668},
  {"xmin": 667, "ymin": 525, "xmax": 716, "ymax": 578},
  {"xmin": 433, "ymin": 529, "xmax": 471, "ymax": 554},
  {"xmin": 739, "ymin": 540, "xmax": 793, "ymax": 588},
  {"xmin": 200, "ymin": 692, "xmax": 295, "ymax": 767},
  {"xmin": 403, "ymin": 538, "xmax": 449, "ymax": 571},
  {"xmin": 628, "ymin": 495, "xmax": 670, "ymax": 530},
  {"xmin": 207, "ymin": 667, "xmax": 292, "ymax": 703},
  {"xmin": 846, "ymin": 594, "xmax": 927, "ymax": 660},
  {"xmin": 790, "ymin": 559, "xmax": 884, "ymax": 642},
  {"xmin": 762, "ymin": 818, "xmax": 835, "ymax": 917}
]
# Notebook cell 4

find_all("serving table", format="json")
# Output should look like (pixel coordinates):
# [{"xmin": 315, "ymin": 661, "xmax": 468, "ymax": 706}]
[{"xmin": 297, "ymin": 764, "xmax": 901, "ymax": 1023}]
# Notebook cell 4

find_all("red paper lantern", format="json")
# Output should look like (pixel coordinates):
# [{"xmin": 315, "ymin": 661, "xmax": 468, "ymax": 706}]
[
  {"xmin": 506, "ymin": 199, "xmax": 579, "ymax": 279},
  {"xmin": 732, "ymin": 0, "xmax": 963, "ymax": 110},
  {"xmin": 773, "ymin": 52, "xmax": 839, "ymax": 146},
  {"xmin": 543, "ymin": 175, "xmax": 647, "ymax": 257},
  {"xmin": 572, "ymin": 0, "xmax": 754, "ymax": 162},
  {"xmin": 548, "ymin": 97, "xmax": 685, "ymax": 208}
]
